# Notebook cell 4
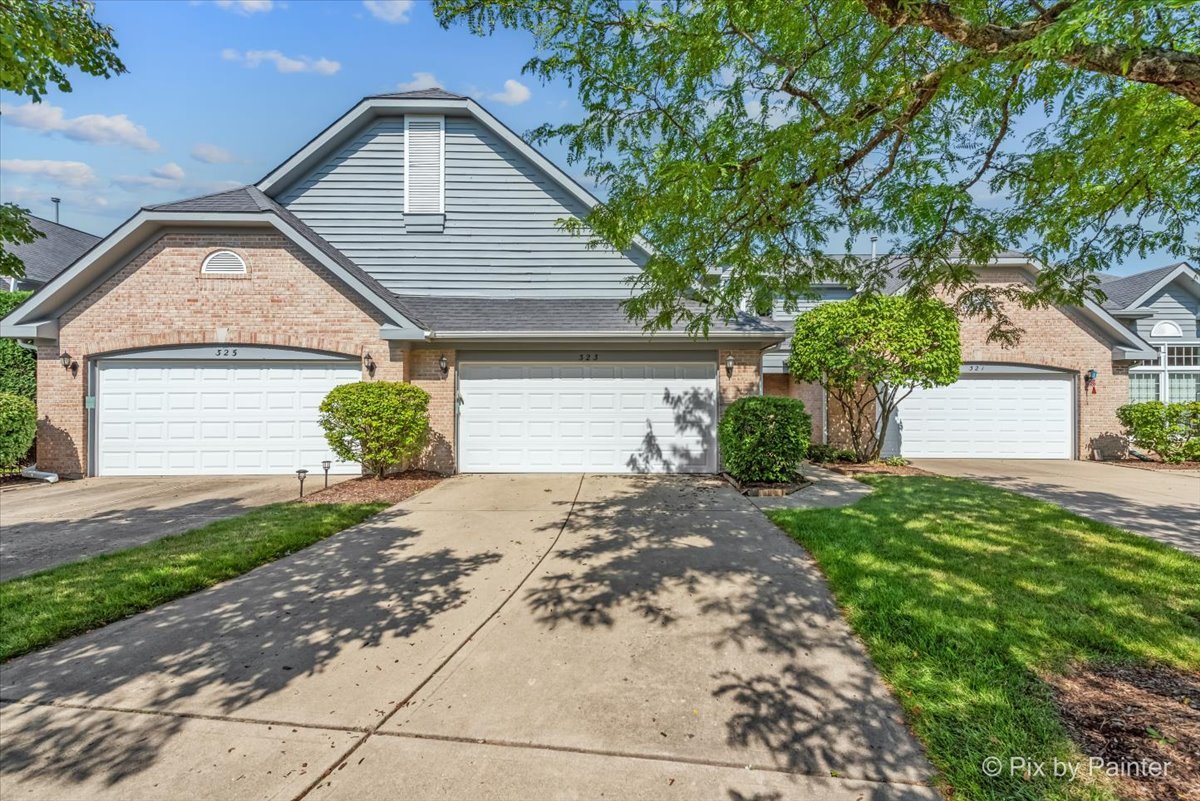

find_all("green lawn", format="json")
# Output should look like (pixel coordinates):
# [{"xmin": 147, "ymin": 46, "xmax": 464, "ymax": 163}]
[
  {"xmin": 768, "ymin": 476, "xmax": 1200, "ymax": 801},
  {"xmin": 0, "ymin": 501, "xmax": 386, "ymax": 662}
]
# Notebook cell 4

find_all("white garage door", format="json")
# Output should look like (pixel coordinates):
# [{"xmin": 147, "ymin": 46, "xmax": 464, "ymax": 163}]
[
  {"xmin": 96, "ymin": 359, "xmax": 362, "ymax": 476},
  {"xmin": 458, "ymin": 359, "xmax": 718, "ymax": 473},
  {"xmin": 887, "ymin": 371, "xmax": 1074, "ymax": 459}
]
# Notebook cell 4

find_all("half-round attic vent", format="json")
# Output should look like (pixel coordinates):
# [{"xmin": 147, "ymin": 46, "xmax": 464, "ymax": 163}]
[{"xmin": 201, "ymin": 250, "xmax": 247, "ymax": 275}]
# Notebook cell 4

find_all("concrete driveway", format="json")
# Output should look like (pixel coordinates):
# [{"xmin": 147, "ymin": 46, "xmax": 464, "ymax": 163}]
[
  {"xmin": 0, "ymin": 474, "xmax": 936, "ymax": 801},
  {"xmin": 912, "ymin": 459, "xmax": 1200, "ymax": 556},
  {"xmin": 0, "ymin": 475, "xmax": 351, "ymax": 579}
]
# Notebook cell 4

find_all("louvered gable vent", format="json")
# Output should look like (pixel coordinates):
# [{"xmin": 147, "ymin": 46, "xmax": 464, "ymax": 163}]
[
  {"xmin": 405, "ymin": 115, "xmax": 445, "ymax": 215},
  {"xmin": 201, "ymin": 250, "xmax": 247, "ymax": 274}
]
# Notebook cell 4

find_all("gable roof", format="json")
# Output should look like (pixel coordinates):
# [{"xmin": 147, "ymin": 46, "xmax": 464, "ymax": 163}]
[
  {"xmin": 0, "ymin": 186, "xmax": 427, "ymax": 340},
  {"xmin": 1098, "ymin": 262, "xmax": 1198, "ymax": 310},
  {"xmin": 7, "ymin": 215, "xmax": 101, "ymax": 285},
  {"xmin": 253, "ymin": 90, "xmax": 649, "ymax": 255}
]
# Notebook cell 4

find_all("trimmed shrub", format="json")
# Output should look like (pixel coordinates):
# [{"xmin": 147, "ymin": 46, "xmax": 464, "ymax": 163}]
[
  {"xmin": 318, "ymin": 382, "xmax": 431, "ymax": 478},
  {"xmin": 0, "ymin": 291, "xmax": 36, "ymax": 399},
  {"xmin": 1115, "ymin": 401, "xmax": 1200, "ymax": 464},
  {"xmin": 718, "ymin": 395, "xmax": 811, "ymax": 483},
  {"xmin": 0, "ymin": 392, "xmax": 37, "ymax": 468}
]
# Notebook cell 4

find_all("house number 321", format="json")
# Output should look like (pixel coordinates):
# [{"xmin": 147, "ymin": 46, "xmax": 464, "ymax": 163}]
[
  {"xmin": 214, "ymin": 348, "xmax": 239, "ymax": 357},
  {"xmin": 578, "ymin": 353, "xmax": 600, "ymax": 361}
]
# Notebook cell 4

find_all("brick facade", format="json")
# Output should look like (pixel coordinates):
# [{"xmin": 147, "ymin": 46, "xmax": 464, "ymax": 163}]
[
  {"xmin": 36, "ymin": 229, "xmax": 460, "ymax": 476},
  {"xmin": 763, "ymin": 269, "xmax": 1134, "ymax": 459}
]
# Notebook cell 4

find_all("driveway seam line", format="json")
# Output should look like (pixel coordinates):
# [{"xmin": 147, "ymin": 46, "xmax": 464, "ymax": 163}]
[
  {"xmin": 374, "ymin": 728, "xmax": 933, "ymax": 788},
  {"xmin": 289, "ymin": 473, "xmax": 587, "ymax": 801},
  {"xmin": 0, "ymin": 698, "xmax": 368, "ymax": 735}
]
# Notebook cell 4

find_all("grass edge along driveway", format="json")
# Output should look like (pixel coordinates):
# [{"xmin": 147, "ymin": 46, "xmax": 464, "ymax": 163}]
[
  {"xmin": 768, "ymin": 475, "xmax": 1200, "ymax": 801},
  {"xmin": 0, "ymin": 501, "xmax": 387, "ymax": 662}
]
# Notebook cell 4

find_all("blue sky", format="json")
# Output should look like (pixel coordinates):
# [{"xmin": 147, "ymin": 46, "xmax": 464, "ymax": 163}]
[{"xmin": 0, "ymin": 0, "xmax": 1189, "ymax": 276}]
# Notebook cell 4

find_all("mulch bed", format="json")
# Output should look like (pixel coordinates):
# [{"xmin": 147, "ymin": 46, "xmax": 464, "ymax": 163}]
[
  {"xmin": 1046, "ymin": 663, "xmax": 1199, "ymax": 801},
  {"xmin": 299, "ymin": 470, "xmax": 443, "ymax": 505},
  {"xmin": 1108, "ymin": 460, "xmax": 1200, "ymax": 473},
  {"xmin": 818, "ymin": 461, "xmax": 933, "ymax": 477}
]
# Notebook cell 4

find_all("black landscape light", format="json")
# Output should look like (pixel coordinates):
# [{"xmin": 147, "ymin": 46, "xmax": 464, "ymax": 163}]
[
  {"xmin": 296, "ymin": 469, "xmax": 309, "ymax": 498},
  {"xmin": 322, "ymin": 460, "xmax": 331, "ymax": 488}
]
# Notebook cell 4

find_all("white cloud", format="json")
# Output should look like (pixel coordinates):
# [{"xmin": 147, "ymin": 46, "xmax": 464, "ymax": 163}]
[
  {"xmin": 0, "ymin": 102, "xmax": 159, "ymax": 152},
  {"xmin": 1, "ymin": 184, "xmax": 112, "ymax": 214},
  {"xmin": 0, "ymin": 159, "xmax": 98, "ymax": 188},
  {"xmin": 152, "ymin": 162, "xmax": 186, "ymax": 181},
  {"xmin": 395, "ymin": 71, "xmax": 440, "ymax": 92},
  {"xmin": 363, "ymin": 0, "xmax": 413, "ymax": 23},
  {"xmin": 222, "ymin": 48, "xmax": 341, "ymax": 75},
  {"xmin": 214, "ymin": 0, "xmax": 274, "ymax": 13},
  {"xmin": 487, "ymin": 79, "xmax": 531, "ymax": 106},
  {"xmin": 191, "ymin": 142, "xmax": 236, "ymax": 164}
]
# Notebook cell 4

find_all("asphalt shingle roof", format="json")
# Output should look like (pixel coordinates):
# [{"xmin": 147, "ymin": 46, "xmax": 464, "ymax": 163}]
[
  {"xmin": 7, "ymin": 216, "xmax": 101, "ymax": 285},
  {"xmin": 1097, "ymin": 263, "xmax": 1186, "ymax": 310},
  {"xmin": 394, "ymin": 295, "xmax": 780, "ymax": 335},
  {"xmin": 369, "ymin": 88, "xmax": 468, "ymax": 101}
]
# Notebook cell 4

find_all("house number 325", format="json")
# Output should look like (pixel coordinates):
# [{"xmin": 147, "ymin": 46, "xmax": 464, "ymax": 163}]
[
  {"xmin": 214, "ymin": 348, "xmax": 239, "ymax": 357},
  {"xmin": 578, "ymin": 353, "xmax": 600, "ymax": 361}
]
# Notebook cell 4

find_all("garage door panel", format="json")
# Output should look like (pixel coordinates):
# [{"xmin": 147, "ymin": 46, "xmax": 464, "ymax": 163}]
[
  {"xmin": 889, "ymin": 373, "xmax": 1072, "ymax": 459},
  {"xmin": 458, "ymin": 360, "xmax": 717, "ymax": 473},
  {"xmin": 97, "ymin": 360, "xmax": 360, "ymax": 476}
]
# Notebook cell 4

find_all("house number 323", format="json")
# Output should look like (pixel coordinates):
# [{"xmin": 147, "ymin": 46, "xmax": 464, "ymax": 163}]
[{"xmin": 578, "ymin": 353, "xmax": 600, "ymax": 361}]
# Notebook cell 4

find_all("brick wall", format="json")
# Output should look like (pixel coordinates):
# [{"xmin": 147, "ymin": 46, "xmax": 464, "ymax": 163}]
[
  {"xmin": 36, "ymin": 229, "xmax": 453, "ymax": 476},
  {"xmin": 762, "ymin": 269, "xmax": 1132, "ymax": 459},
  {"xmin": 763, "ymin": 373, "xmax": 825, "ymax": 444},
  {"xmin": 406, "ymin": 348, "xmax": 456, "ymax": 472}
]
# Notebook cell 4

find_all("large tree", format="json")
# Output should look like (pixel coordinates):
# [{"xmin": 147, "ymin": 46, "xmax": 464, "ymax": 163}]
[
  {"xmin": 0, "ymin": 0, "xmax": 126, "ymax": 280},
  {"xmin": 437, "ymin": 1, "xmax": 1200, "ymax": 341}
]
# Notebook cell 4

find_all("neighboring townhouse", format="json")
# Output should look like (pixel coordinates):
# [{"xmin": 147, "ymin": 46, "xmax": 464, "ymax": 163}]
[
  {"xmin": 2, "ymin": 215, "xmax": 101, "ymax": 292},
  {"xmin": 1099, "ymin": 262, "xmax": 1200, "ymax": 406},
  {"xmin": 763, "ymin": 258, "xmax": 1197, "ymax": 461},
  {"xmin": 0, "ymin": 89, "xmax": 783, "ymax": 478}
]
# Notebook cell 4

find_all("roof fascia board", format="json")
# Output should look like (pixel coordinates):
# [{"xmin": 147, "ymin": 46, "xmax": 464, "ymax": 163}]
[
  {"xmin": 427, "ymin": 330, "xmax": 785, "ymax": 343},
  {"xmin": 1124, "ymin": 263, "xmax": 1200, "ymax": 310}
]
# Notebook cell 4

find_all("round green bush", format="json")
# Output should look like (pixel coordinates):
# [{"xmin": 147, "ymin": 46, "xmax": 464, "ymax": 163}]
[
  {"xmin": 0, "ymin": 392, "xmax": 37, "ymax": 469},
  {"xmin": 718, "ymin": 395, "xmax": 811, "ymax": 484},
  {"xmin": 318, "ymin": 381, "xmax": 431, "ymax": 478}
]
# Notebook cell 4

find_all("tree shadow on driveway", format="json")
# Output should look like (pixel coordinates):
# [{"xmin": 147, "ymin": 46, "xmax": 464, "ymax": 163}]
[{"xmin": 0, "ymin": 505, "xmax": 507, "ymax": 789}]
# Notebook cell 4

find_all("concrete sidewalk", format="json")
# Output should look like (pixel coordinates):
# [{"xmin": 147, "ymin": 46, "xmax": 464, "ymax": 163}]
[
  {"xmin": 0, "ymin": 474, "xmax": 936, "ymax": 801},
  {"xmin": 912, "ymin": 459, "xmax": 1200, "ymax": 556}
]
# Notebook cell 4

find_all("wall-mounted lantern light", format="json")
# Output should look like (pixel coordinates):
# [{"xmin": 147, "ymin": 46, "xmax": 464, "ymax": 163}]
[
  {"xmin": 363, "ymin": 352, "xmax": 376, "ymax": 378},
  {"xmin": 438, "ymin": 354, "xmax": 449, "ymax": 376},
  {"xmin": 725, "ymin": 354, "xmax": 735, "ymax": 377},
  {"xmin": 59, "ymin": 352, "xmax": 73, "ymax": 369}
]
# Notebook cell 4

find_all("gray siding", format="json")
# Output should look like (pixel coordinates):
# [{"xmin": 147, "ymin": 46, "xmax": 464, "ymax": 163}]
[
  {"xmin": 770, "ymin": 287, "xmax": 855, "ymax": 322},
  {"xmin": 278, "ymin": 115, "xmax": 646, "ymax": 297},
  {"xmin": 1134, "ymin": 282, "xmax": 1200, "ymax": 341}
]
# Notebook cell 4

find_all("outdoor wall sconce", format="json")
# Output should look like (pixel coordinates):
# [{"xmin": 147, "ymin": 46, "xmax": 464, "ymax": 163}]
[
  {"xmin": 438, "ymin": 354, "xmax": 449, "ymax": 377},
  {"xmin": 59, "ymin": 352, "xmax": 73, "ymax": 369},
  {"xmin": 363, "ymin": 352, "xmax": 376, "ymax": 378},
  {"xmin": 296, "ymin": 469, "xmax": 309, "ymax": 498},
  {"xmin": 725, "ymin": 354, "xmax": 735, "ymax": 377},
  {"xmin": 321, "ymin": 460, "xmax": 331, "ymax": 489}
]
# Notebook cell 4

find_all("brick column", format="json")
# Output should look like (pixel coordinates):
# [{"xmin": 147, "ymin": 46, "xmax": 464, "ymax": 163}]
[{"xmin": 408, "ymin": 348, "xmax": 456, "ymax": 473}]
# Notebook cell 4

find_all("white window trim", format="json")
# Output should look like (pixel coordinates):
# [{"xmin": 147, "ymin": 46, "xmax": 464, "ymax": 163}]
[
  {"xmin": 1129, "ymin": 341, "xmax": 1200, "ymax": 403},
  {"xmin": 403, "ymin": 114, "xmax": 445, "ymax": 215}
]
